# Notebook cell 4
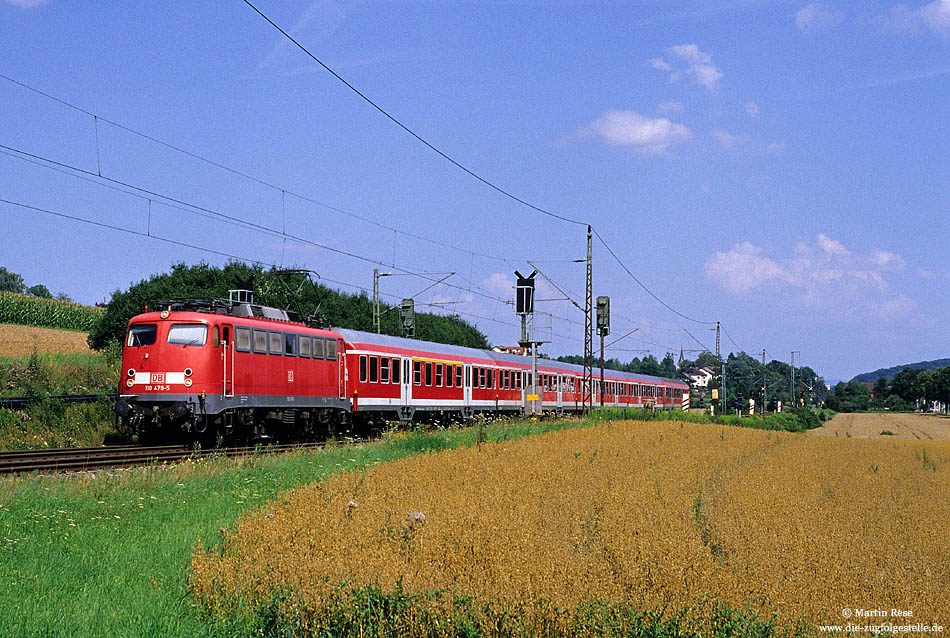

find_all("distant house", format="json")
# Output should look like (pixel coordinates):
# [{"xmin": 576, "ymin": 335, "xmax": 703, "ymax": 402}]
[{"xmin": 683, "ymin": 367, "xmax": 715, "ymax": 388}]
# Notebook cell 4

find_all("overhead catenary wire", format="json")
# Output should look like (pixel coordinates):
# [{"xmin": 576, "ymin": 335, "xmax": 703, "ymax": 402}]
[
  {"xmin": 0, "ymin": 72, "xmax": 515, "ymax": 265},
  {"xmin": 241, "ymin": 0, "xmax": 588, "ymax": 230},
  {"xmin": 0, "ymin": 141, "xmax": 513, "ymax": 307},
  {"xmin": 2, "ymin": 71, "xmax": 725, "ymax": 343}
]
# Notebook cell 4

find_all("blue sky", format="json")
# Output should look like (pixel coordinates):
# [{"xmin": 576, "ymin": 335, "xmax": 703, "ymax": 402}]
[{"xmin": 1, "ymin": 0, "xmax": 947, "ymax": 381}]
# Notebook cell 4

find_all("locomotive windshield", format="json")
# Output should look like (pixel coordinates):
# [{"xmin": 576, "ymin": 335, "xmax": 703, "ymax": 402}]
[
  {"xmin": 167, "ymin": 323, "xmax": 208, "ymax": 347},
  {"xmin": 126, "ymin": 324, "xmax": 157, "ymax": 347}
]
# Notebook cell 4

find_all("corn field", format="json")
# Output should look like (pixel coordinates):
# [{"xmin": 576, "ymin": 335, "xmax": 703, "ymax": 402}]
[
  {"xmin": 0, "ymin": 292, "xmax": 102, "ymax": 332},
  {"xmin": 191, "ymin": 422, "xmax": 950, "ymax": 636}
]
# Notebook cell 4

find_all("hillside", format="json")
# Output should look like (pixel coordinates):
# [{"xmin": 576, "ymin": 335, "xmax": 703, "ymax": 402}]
[{"xmin": 851, "ymin": 358, "xmax": 950, "ymax": 382}]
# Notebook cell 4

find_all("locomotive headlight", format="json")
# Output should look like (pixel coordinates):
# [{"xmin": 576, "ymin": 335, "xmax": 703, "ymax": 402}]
[
  {"xmin": 184, "ymin": 368, "xmax": 193, "ymax": 377},
  {"xmin": 127, "ymin": 368, "xmax": 135, "ymax": 378},
  {"xmin": 184, "ymin": 379, "xmax": 193, "ymax": 388},
  {"xmin": 126, "ymin": 378, "xmax": 135, "ymax": 388}
]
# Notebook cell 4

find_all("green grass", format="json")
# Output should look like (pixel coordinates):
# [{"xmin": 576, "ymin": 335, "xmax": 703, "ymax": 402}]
[
  {"xmin": 0, "ymin": 350, "xmax": 120, "ymax": 450},
  {"xmin": 0, "ymin": 417, "xmax": 596, "ymax": 637}
]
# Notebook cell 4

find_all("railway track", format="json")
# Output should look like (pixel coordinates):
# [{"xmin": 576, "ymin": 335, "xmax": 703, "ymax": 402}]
[{"xmin": 0, "ymin": 441, "xmax": 328, "ymax": 475}]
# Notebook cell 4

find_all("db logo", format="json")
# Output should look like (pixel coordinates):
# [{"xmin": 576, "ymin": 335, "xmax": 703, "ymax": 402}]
[
  {"xmin": 150, "ymin": 373, "xmax": 165, "ymax": 384},
  {"xmin": 287, "ymin": 370, "xmax": 294, "ymax": 382}
]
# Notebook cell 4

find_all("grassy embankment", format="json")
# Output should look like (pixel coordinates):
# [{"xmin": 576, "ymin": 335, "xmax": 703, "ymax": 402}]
[{"xmin": 0, "ymin": 350, "xmax": 119, "ymax": 449}]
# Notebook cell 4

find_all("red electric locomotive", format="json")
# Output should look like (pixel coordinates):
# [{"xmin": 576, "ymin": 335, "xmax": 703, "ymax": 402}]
[{"xmin": 114, "ymin": 294, "xmax": 349, "ymax": 439}]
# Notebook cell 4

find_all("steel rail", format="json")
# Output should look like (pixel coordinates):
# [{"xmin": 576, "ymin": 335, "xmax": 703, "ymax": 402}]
[{"xmin": 0, "ymin": 441, "xmax": 330, "ymax": 476}]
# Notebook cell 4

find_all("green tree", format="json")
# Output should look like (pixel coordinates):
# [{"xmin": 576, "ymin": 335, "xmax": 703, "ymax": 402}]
[
  {"xmin": 825, "ymin": 381, "xmax": 871, "ymax": 412},
  {"xmin": 660, "ymin": 352, "xmax": 676, "ymax": 379},
  {"xmin": 27, "ymin": 284, "xmax": 53, "ymax": 298},
  {"xmin": 872, "ymin": 376, "xmax": 889, "ymax": 399},
  {"xmin": 0, "ymin": 266, "xmax": 25, "ymax": 293}
]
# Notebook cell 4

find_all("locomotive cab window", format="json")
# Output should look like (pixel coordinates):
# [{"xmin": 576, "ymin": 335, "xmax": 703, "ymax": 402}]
[
  {"xmin": 127, "ymin": 324, "xmax": 157, "ymax": 347},
  {"xmin": 235, "ymin": 327, "xmax": 251, "ymax": 352},
  {"xmin": 167, "ymin": 324, "xmax": 208, "ymax": 347}
]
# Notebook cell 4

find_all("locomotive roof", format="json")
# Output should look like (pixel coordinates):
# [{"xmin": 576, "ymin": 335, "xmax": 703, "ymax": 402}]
[{"xmin": 333, "ymin": 328, "xmax": 686, "ymax": 388}]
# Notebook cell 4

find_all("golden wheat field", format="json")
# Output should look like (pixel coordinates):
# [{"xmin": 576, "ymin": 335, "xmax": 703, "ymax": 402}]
[
  {"xmin": 191, "ymin": 422, "xmax": 950, "ymax": 633},
  {"xmin": 0, "ymin": 323, "xmax": 93, "ymax": 357}
]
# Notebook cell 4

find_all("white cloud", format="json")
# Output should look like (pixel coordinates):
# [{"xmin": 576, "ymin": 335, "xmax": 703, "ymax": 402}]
[
  {"xmin": 878, "ymin": 0, "xmax": 950, "ymax": 36},
  {"xmin": 579, "ymin": 110, "xmax": 691, "ymax": 154},
  {"xmin": 710, "ymin": 129, "xmax": 786, "ymax": 155},
  {"xmin": 649, "ymin": 43, "xmax": 723, "ymax": 91},
  {"xmin": 658, "ymin": 100, "xmax": 684, "ymax": 113},
  {"xmin": 744, "ymin": 101, "xmax": 760, "ymax": 118},
  {"xmin": 705, "ymin": 236, "xmax": 911, "ymax": 322},
  {"xmin": 919, "ymin": 269, "xmax": 937, "ymax": 280},
  {"xmin": 704, "ymin": 242, "xmax": 786, "ymax": 294},
  {"xmin": 484, "ymin": 272, "xmax": 514, "ymax": 299},
  {"xmin": 795, "ymin": 3, "xmax": 845, "ymax": 32},
  {"xmin": 817, "ymin": 233, "xmax": 849, "ymax": 255}
]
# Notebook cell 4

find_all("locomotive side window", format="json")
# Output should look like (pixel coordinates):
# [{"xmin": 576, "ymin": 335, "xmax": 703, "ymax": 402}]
[
  {"xmin": 326, "ymin": 339, "xmax": 338, "ymax": 361},
  {"xmin": 235, "ymin": 327, "xmax": 251, "ymax": 352},
  {"xmin": 435, "ymin": 363, "xmax": 443, "ymax": 387},
  {"xmin": 369, "ymin": 356, "xmax": 378, "ymax": 383},
  {"xmin": 268, "ymin": 332, "xmax": 282, "ymax": 354},
  {"xmin": 283, "ymin": 333, "xmax": 297, "ymax": 356},
  {"xmin": 392, "ymin": 358, "xmax": 400, "ymax": 384},
  {"xmin": 413, "ymin": 360, "xmax": 421, "ymax": 386},
  {"xmin": 212, "ymin": 326, "xmax": 220, "ymax": 348},
  {"xmin": 167, "ymin": 324, "xmax": 208, "ymax": 347},
  {"xmin": 380, "ymin": 358, "xmax": 389, "ymax": 384},
  {"xmin": 253, "ymin": 329, "xmax": 267, "ymax": 353},
  {"xmin": 425, "ymin": 362, "xmax": 433, "ymax": 386},
  {"xmin": 299, "ymin": 335, "xmax": 311, "ymax": 357},
  {"xmin": 126, "ymin": 324, "xmax": 157, "ymax": 347},
  {"xmin": 359, "ymin": 356, "xmax": 367, "ymax": 383},
  {"xmin": 312, "ymin": 337, "xmax": 325, "ymax": 360}
]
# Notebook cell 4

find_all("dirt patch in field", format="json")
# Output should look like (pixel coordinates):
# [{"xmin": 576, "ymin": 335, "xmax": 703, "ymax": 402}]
[
  {"xmin": 0, "ymin": 323, "xmax": 94, "ymax": 357},
  {"xmin": 810, "ymin": 411, "xmax": 950, "ymax": 440}
]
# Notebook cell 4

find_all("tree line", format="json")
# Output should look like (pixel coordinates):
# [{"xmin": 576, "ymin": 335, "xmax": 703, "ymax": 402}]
[{"xmin": 826, "ymin": 367, "xmax": 950, "ymax": 413}]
